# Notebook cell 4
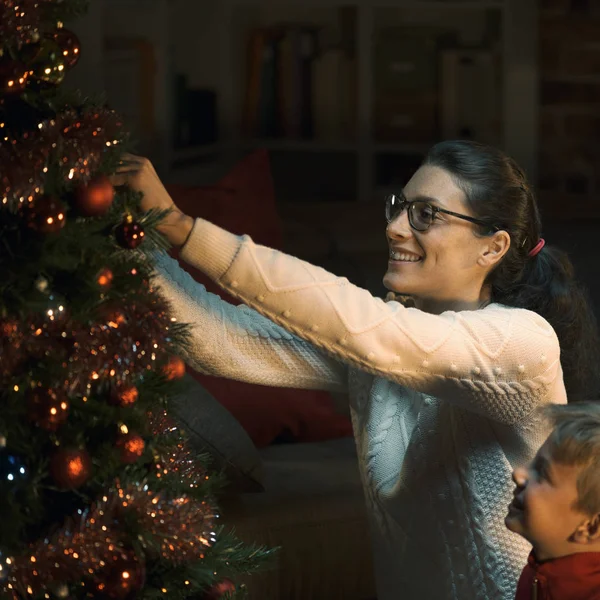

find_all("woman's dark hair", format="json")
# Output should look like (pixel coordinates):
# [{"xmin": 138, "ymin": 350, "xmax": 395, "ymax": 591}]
[{"xmin": 423, "ymin": 139, "xmax": 600, "ymax": 402}]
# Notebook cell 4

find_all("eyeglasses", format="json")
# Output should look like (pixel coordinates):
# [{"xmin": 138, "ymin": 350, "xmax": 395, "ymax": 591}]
[{"xmin": 385, "ymin": 194, "xmax": 499, "ymax": 232}]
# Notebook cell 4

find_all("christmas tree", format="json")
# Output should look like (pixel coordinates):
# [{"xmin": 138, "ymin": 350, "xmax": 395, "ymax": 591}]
[{"xmin": 0, "ymin": 1, "xmax": 273, "ymax": 598}]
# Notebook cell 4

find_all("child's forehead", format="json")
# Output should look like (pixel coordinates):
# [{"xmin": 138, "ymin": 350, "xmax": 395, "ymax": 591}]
[{"xmin": 540, "ymin": 443, "xmax": 587, "ymax": 480}]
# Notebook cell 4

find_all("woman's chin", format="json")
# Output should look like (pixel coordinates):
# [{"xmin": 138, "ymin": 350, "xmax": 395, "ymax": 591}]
[{"xmin": 383, "ymin": 272, "xmax": 415, "ymax": 296}]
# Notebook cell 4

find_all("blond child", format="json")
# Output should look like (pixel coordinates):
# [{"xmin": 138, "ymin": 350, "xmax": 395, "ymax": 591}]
[{"xmin": 506, "ymin": 403, "xmax": 600, "ymax": 599}]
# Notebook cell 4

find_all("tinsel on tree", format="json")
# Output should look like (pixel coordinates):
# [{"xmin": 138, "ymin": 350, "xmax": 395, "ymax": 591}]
[{"xmin": 0, "ymin": 1, "xmax": 273, "ymax": 598}]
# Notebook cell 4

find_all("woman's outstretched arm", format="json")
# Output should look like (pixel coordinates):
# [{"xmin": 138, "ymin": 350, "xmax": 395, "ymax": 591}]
[
  {"xmin": 152, "ymin": 250, "xmax": 348, "ymax": 393},
  {"xmin": 177, "ymin": 218, "xmax": 564, "ymax": 425}
]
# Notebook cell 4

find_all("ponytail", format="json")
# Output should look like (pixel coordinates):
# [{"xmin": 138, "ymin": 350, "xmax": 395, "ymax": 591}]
[{"xmin": 496, "ymin": 245, "xmax": 600, "ymax": 402}]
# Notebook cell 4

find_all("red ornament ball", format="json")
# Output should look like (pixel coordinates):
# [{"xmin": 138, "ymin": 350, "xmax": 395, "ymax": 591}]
[
  {"xmin": 203, "ymin": 579, "xmax": 236, "ymax": 600},
  {"xmin": 97, "ymin": 267, "xmax": 114, "ymax": 289},
  {"xmin": 52, "ymin": 29, "xmax": 81, "ymax": 68},
  {"xmin": 27, "ymin": 195, "xmax": 67, "ymax": 233},
  {"xmin": 163, "ymin": 355, "xmax": 186, "ymax": 380},
  {"xmin": 109, "ymin": 384, "xmax": 138, "ymax": 407},
  {"xmin": 50, "ymin": 447, "xmax": 92, "ymax": 489},
  {"xmin": 74, "ymin": 175, "xmax": 115, "ymax": 217},
  {"xmin": 27, "ymin": 387, "xmax": 70, "ymax": 431},
  {"xmin": 26, "ymin": 37, "xmax": 67, "ymax": 86},
  {"xmin": 0, "ymin": 57, "xmax": 29, "ymax": 94},
  {"xmin": 116, "ymin": 432, "xmax": 145, "ymax": 464},
  {"xmin": 116, "ymin": 217, "xmax": 145, "ymax": 249}
]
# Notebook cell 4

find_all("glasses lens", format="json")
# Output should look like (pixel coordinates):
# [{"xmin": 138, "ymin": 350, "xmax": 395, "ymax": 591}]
[
  {"xmin": 409, "ymin": 201, "xmax": 434, "ymax": 231},
  {"xmin": 385, "ymin": 194, "xmax": 404, "ymax": 223}
]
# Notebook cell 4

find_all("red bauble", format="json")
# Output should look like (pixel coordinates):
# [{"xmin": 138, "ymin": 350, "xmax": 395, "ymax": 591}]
[
  {"xmin": 109, "ymin": 384, "xmax": 138, "ymax": 407},
  {"xmin": 116, "ymin": 432, "xmax": 145, "ymax": 464},
  {"xmin": 116, "ymin": 216, "xmax": 145, "ymax": 249},
  {"xmin": 203, "ymin": 579, "xmax": 236, "ymax": 600},
  {"xmin": 26, "ymin": 37, "xmax": 67, "ymax": 86},
  {"xmin": 27, "ymin": 387, "xmax": 70, "ymax": 431},
  {"xmin": 91, "ymin": 553, "xmax": 145, "ymax": 600},
  {"xmin": 163, "ymin": 355, "xmax": 186, "ymax": 381},
  {"xmin": 52, "ymin": 28, "xmax": 81, "ymax": 68},
  {"xmin": 27, "ymin": 195, "xmax": 67, "ymax": 233},
  {"xmin": 74, "ymin": 175, "xmax": 115, "ymax": 217},
  {"xmin": 0, "ymin": 57, "xmax": 29, "ymax": 94},
  {"xmin": 50, "ymin": 447, "xmax": 92, "ymax": 489},
  {"xmin": 97, "ymin": 267, "xmax": 114, "ymax": 289}
]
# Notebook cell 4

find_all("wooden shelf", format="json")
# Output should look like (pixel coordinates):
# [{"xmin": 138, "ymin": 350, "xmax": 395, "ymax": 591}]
[
  {"xmin": 374, "ymin": 142, "xmax": 432, "ymax": 154},
  {"xmin": 239, "ymin": 139, "xmax": 358, "ymax": 153},
  {"xmin": 95, "ymin": 0, "xmax": 538, "ymax": 197},
  {"xmin": 172, "ymin": 141, "xmax": 431, "ymax": 162},
  {"xmin": 230, "ymin": 0, "xmax": 504, "ymax": 9}
]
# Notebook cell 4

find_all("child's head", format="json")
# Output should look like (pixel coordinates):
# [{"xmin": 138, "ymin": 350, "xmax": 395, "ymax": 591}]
[{"xmin": 505, "ymin": 402, "xmax": 600, "ymax": 561}]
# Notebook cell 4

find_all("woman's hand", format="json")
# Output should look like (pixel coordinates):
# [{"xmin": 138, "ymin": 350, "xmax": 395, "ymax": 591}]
[{"xmin": 110, "ymin": 153, "xmax": 194, "ymax": 247}]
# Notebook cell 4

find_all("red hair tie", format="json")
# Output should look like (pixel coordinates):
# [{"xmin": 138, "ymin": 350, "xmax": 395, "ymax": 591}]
[{"xmin": 528, "ymin": 238, "xmax": 545, "ymax": 258}]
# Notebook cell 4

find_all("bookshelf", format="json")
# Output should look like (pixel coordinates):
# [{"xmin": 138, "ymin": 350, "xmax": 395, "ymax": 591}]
[{"xmin": 90, "ymin": 0, "xmax": 538, "ymax": 203}]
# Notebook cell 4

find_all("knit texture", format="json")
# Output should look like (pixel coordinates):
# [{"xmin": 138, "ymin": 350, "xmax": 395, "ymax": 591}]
[{"xmin": 152, "ymin": 218, "xmax": 567, "ymax": 600}]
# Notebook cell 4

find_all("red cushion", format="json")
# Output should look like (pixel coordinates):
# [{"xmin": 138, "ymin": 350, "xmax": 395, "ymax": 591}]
[
  {"xmin": 166, "ymin": 149, "xmax": 282, "ymax": 304},
  {"xmin": 166, "ymin": 150, "xmax": 353, "ymax": 448},
  {"xmin": 192, "ymin": 375, "xmax": 352, "ymax": 449}
]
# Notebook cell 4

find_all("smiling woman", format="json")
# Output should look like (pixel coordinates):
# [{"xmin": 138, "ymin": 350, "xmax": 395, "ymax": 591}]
[{"xmin": 111, "ymin": 140, "xmax": 599, "ymax": 600}]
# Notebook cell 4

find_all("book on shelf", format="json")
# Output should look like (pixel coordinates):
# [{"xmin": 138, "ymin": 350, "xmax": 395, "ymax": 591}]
[
  {"xmin": 312, "ymin": 48, "xmax": 356, "ymax": 142},
  {"xmin": 372, "ymin": 27, "xmax": 442, "ymax": 144},
  {"xmin": 242, "ymin": 25, "xmax": 356, "ymax": 144}
]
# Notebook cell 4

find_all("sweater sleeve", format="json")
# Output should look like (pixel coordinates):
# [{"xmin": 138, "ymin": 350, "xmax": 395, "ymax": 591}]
[
  {"xmin": 151, "ymin": 250, "xmax": 347, "ymax": 393},
  {"xmin": 179, "ymin": 218, "xmax": 565, "ymax": 425}
]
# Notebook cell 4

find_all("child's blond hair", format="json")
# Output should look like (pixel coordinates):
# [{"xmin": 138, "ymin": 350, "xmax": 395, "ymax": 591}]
[{"xmin": 543, "ymin": 402, "xmax": 600, "ymax": 515}]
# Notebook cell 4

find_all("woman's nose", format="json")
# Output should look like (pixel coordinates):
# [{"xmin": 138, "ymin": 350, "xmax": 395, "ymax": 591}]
[{"xmin": 386, "ymin": 207, "xmax": 412, "ymax": 239}]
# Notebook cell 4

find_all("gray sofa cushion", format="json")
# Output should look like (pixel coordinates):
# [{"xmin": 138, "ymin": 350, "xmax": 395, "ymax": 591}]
[{"xmin": 171, "ymin": 374, "xmax": 264, "ymax": 492}]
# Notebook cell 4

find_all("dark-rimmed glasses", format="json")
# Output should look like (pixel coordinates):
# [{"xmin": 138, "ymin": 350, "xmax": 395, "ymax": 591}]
[{"xmin": 385, "ymin": 194, "xmax": 499, "ymax": 232}]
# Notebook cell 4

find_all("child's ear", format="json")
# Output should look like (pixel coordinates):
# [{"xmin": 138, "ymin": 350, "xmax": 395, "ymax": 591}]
[
  {"xmin": 589, "ymin": 513, "xmax": 600, "ymax": 541},
  {"xmin": 573, "ymin": 513, "xmax": 600, "ymax": 544}
]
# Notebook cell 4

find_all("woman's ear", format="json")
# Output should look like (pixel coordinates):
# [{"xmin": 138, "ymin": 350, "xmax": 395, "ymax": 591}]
[{"xmin": 477, "ymin": 230, "xmax": 511, "ymax": 269}]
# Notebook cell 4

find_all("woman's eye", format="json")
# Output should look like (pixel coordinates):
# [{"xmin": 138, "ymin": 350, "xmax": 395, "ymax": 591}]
[{"xmin": 420, "ymin": 206, "xmax": 434, "ymax": 220}]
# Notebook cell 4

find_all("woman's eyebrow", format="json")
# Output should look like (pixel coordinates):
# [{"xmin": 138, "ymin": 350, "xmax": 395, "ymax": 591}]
[{"xmin": 401, "ymin": 189, "xmax": 445, "ymax": 207}]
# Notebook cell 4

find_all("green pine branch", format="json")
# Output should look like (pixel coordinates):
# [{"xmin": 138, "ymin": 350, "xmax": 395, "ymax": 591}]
[{"xmin": 0, "ymin": 2, "xmax": 277, "ymax": 597}]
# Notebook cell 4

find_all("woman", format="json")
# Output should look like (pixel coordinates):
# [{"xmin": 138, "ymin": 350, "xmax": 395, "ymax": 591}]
[{"xmin": 112, "ymin": 141, "xmax": 599, "ymax": 599}]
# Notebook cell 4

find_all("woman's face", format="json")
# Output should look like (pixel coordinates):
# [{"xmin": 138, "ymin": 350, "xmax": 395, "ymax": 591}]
[{"xmin": 383, "ymin": 165, "xmax": 493, "ymax": 306}]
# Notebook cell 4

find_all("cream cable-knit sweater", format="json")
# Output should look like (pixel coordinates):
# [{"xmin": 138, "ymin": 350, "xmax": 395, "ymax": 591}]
[{"xmin": 152, "ymin": 218, "xmax": 566, "ymax": 600}]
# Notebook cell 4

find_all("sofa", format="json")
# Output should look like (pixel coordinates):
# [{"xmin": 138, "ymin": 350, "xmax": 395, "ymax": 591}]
[{"xmin": 164, "ymin": 150, "xmax": 377, "ymax": 599}]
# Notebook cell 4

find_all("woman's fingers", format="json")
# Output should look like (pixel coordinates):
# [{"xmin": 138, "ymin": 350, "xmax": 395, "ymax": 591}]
[
  {"xmin": 116, "ymin": 154, "xmax": 151, "ymax": 174},
  {"xmin": 108, "ymin": 172, "xmax": 132, "ymax": 187},
  {"xmin": 120, "ymin": 152, "xmax": 145, "ymax": 164},
  {"xmin": 112, "ymin": 155, "xmax": 149, "ymax": 185},
  {"xmin": 114, "ymin": 163, "xmax": 142, "ymax": 173}
]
